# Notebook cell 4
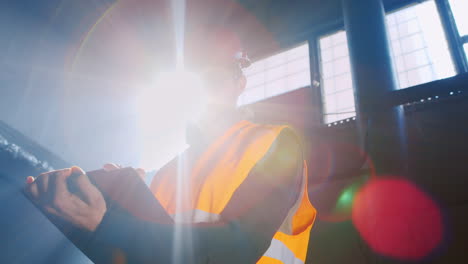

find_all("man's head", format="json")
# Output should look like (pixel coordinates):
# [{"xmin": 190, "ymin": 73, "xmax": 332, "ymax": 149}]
[{"xmin": 186, "ymin": 28, "xmax": 251, "ymax": 107}]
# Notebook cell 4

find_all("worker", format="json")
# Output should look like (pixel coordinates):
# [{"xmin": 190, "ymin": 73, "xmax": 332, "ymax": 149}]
[{"xmin": 24, "ymin": 28, "xmax": 316, "ymax": 264}]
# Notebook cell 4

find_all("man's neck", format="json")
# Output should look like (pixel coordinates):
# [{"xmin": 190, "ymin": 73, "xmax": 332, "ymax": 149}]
[
  {"xmin": 201, "ymin": 105, "xmax": 241, "ymax": 130},
  {"xmin": 189, "ymin": 105, "xmax": 243, "ymax": 146}
]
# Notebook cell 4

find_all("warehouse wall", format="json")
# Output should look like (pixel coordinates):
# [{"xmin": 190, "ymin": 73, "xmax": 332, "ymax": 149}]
[{"xmin": 248, "ymin": 78, "xmax": 468, "ymax": 263}]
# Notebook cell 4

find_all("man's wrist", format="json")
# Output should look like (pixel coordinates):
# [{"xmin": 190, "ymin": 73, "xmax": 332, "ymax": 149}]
[{"xmin": 87, "ymin": 205, "xmax": 107, "ymax": 232}]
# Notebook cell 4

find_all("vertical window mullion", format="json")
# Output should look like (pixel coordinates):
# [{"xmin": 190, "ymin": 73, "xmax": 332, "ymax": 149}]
[
  {"xmin": 318, "ymin": 0, "xmax": 457, "ymax": 124},
  {"xmin": 319, "ymin": 30, "xmax": 355, "ymax": 124},
  {"xmin": 434, "ymin": 0, "xmax": 468, "ymax": 73},
  {"xmin": 309, "ymin": 36, "xmax": 324, "ymax": 124}
]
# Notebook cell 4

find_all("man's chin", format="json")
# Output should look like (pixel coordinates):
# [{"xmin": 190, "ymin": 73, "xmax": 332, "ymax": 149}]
[{"xmin": 207, "ymin": 95, "xmax": 237, "ymax": 107}]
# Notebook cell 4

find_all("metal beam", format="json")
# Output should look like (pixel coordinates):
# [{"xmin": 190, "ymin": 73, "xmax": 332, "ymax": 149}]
[
  {"xmin": 342, "ymin": 0, "xmax": 407, "ymax": 176},
  {"xmin": 385, "ymin": 73, "xmax": 468, "ymax": 107}
]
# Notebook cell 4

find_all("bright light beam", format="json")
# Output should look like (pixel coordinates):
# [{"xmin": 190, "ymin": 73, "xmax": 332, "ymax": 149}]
[
  {"xmin": 172, "ymin": 0, "xmax": 186, "ymax": 70},
  {"xmin": 168, "ymin": 0, "xmax": 195, "ymax": 260},
  {"xmin": 137, "ymin": 70, "xmax": 206, "ymax": 170}
]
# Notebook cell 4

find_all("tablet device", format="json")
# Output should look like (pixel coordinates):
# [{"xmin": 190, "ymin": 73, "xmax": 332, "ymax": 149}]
[
  {"xmin": 22, "ymin": 167, "xmax": 173, "ymax": 250},
  {"xmin": 85, "ymin": 167, "xmax": 172, "ymax": 224}
]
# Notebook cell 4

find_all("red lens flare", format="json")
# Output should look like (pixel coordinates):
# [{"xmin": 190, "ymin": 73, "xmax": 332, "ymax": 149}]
[
  {"xmin": 309, "ymin": 141, "xmax": 374, "ymax": 223},
  {"xmin": 352, "ymin": 178, "xmax": 443, "ymax": 261}
]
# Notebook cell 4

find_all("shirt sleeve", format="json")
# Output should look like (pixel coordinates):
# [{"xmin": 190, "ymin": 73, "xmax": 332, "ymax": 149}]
[
  {"xmin": 82, "ymin": 202, "xmax": 176, "ymax": 264},
  {"xmin": 82, "ymin": 201, "xmax": 262, "ymax": 264}
]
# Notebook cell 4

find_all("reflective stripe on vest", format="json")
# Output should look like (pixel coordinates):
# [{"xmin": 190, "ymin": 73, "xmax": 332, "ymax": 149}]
[
  {"xmin": 150, "ymin": 120, "xmax": 316, "ymax": 264},
  {"xmin": 169, "ymin": 209, "xmax": 221, "ymax": 223},
  {"xmin": 263, "ymin": 239, "xmax": 304, "ymax": 264}
]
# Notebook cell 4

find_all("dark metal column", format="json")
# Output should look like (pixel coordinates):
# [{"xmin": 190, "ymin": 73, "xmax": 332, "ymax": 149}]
[{"xmin": 342, "ymin": 0, "xmax": 407, "ymax": 175}]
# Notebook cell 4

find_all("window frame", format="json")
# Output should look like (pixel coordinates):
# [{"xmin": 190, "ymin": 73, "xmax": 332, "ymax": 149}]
[
  {"xmin": 308, "ymin": 22, "xmax": 350, "ymax": 124},
  {"xmin": 308, "ymin": 32, "xmax": 325, "ymax": 124},
  {"xmin": 238, "ymin": 41, "xmax": 312, "ymax": 106},
  {"xmin": 245, "ymin": 0, "xmax": 467, "ymax": 125},
  {"xmin": 434, "ymin": 0, "xmax": 468, "ymax": 73},
  {"xmin": 315, "ymin": 29, "xmax": 356, "ymax": 124},
  {"xmin": 311, "ymin": 0, "xmax": 467, "ymax": 124}
]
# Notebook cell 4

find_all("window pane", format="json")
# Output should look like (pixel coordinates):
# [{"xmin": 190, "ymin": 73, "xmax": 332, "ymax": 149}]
[
  {"xmin": 245, "ymin": 73, "xmax": 264, "ymax": 89},
  {"xmin": 335, "ymin": 73, "xmax": 352, "ymax": 92},
  {"xmin": 324, "ymin": 95, "xmax": 338, "ymax": 113},
  {"xmin": 320, "ymin": 0, "xmax": 456, "ymax": 124},
  {"xmin": 449, "ymin": 0, "xmax": 468, "ymax": 36},
  {"xmin": 287, "ymin": 70, "xmax": 310, "ymax": 92},
  {"xmin": 334, "ymin": 57, "xmax": 351, "ymax": 75},
  {"xmin": 265, "ymin": 65, "xmax": 287, "ymax": 82},
  {"xmin": 241, "ymin": 87, "xmax": 265, "ymax": 105},
  {"xmin": 238, "ymin": 42, "xmax": 310, "ymax": 106},
  {"xmin": 331, "ymin": 31, "xmax": 347, "ymax": 45},
  {"xmin": 333, "ymin": 44, "xmax": 349, "ymax": 58},
  {"xmin": 319, "ymin": 30, "xmax": 355, "ymax": 124},
  {"xmin": 319, "ymin": 37, "xmax": 332, "ymax": 49},
  {"xmin": 287, "ymin": 44, "xmax": 309, "ymax": 60},
  {"xmin": 287, "ymin": 57, "xmax": 310, "ymax": 74},
  {"xmin": 395, "ymin": 5, "xmax": 417, "ymax": 23},
  {"xmin": 399, "ymin": 34, "xmax": 425, "ymax": 54},
  {"xmin": 387, "ymin": 0, "xmax": 456, "ymax": 89},
  {"xmin": 407, "ymin": 65, "xmax": 433, "ymax": 87},
  {"xmin": 403, "ymin": 49, "xmax": 430, "ymax": 70},
  {"xmin": 397, "ymin": 18, "xmax": 420, "ymax": 38},
  {"xmin": 394, "ymin": 56, "xmax": 405, "ymax": 72},
  {"xmin": 322, "ymin": 78, "xmax": 336, "ymax": 95},
  {"xmin": 244, "ymin": 60, "xmax": 265, "ymax": 75},
  {"xmin": 265, "ymin": 52, "xmax": 287, "ymax": 69},
  {"xmin": 265, "ymin": 78, "xmax": 287, "ymax": 97},
  {"xmin": 322, "ymin": 62, "xmax": 334, "ymax": 79},
  {"xmin": 335, "ymin": 89, "xmax": 355, "ymax": 109},
  {"xmin": 321, "ymin": 49, "xmax": 333, "ymax": 63}
]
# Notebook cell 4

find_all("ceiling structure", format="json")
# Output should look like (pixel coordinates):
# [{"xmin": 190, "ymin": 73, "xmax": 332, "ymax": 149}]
[
  {"xmin": 226, "ymin": 0, "xmax": 418, "ymax": 57},
  {"xmin": 0, "ymin": 0, "xmax": 421, "ymax": 170}
]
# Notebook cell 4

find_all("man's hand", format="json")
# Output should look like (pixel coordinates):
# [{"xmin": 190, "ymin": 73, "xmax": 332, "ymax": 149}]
[
  {"xmin": 103, "ymin": 163, "xmax": 146, "ymax": 180},
  {"xmin": 24, "ymin": 166, "xmax": 107, "ymax": 232}
]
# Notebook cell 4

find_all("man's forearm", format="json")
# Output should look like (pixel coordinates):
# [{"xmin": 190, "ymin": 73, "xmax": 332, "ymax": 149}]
[
  {"xmin": 81, "ymin": 129, "xmax": 303, "ymax": 264},
  {"xmin": 83, "ymin": 203, "xmax": 262, "ymax": 264},
  {"xmin": 84, "ymin": 203, "xmax": 180, "ymax": 264}
]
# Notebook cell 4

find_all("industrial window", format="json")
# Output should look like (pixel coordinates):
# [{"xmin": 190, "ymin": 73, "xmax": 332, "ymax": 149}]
[
  {"xmin": 237, "ymin": 43, "xmax": 311, "ymax": 106},
  {"xmin": 448, "ymin": 0, "xmax": 468, "ymax": 36},
  {"xmin": 387, "ymin": 0, "xmax": 456, "ymax": 88},
  {"xmin": 318, "ymin": 31, "xmax": 355, "ymax": 124},
  {"xmin": 448, "ymin": 0, "xmax": 468, "ymax": 61},
  {"xmin": 319, "ymin": 0, "xmax": 456, "ymax": 124}
]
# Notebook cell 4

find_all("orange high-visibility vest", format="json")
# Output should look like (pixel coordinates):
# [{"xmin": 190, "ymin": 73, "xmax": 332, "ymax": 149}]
[{"xmin": 150, "ymin": 120, "xmax": 316, "ymax": 264}]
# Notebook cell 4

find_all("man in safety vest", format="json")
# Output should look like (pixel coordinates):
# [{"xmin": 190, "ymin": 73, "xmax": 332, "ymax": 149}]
[{"xmin": 24, "ymin": 29, "xmax": 316, "ymax": 264}]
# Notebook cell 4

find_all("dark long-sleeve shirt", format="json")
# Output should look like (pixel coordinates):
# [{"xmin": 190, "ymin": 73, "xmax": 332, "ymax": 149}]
[{"xmin": 82, "ymin": 128, "xmax": 304, "ymax": 264}]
